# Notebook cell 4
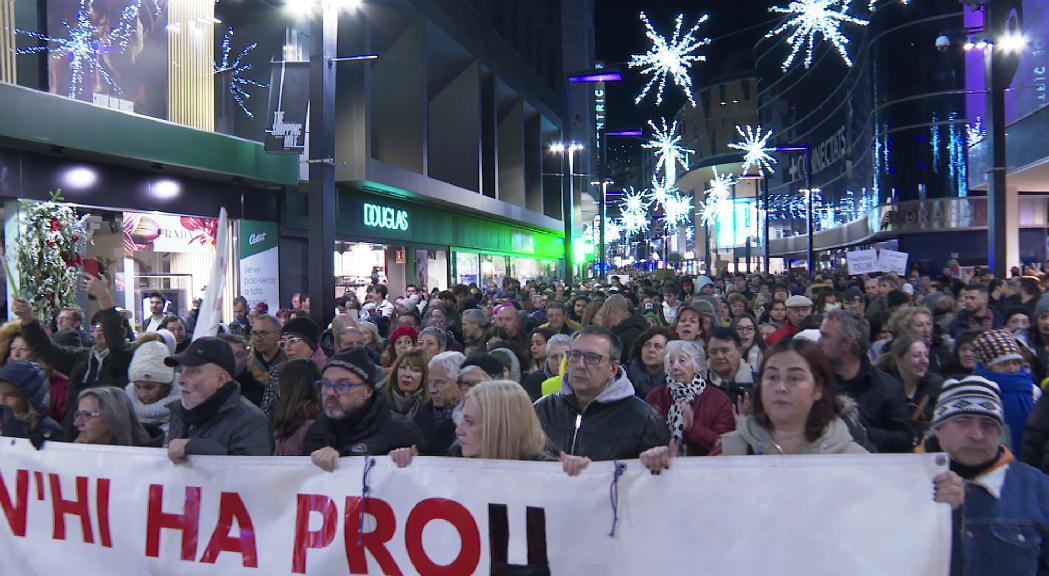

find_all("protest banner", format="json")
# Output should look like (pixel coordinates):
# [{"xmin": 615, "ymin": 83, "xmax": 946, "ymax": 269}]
[
  {"xmin": 846, "ymin": 249, "xmax": 880, "ymax": 275},
  {"xmin": 0, "ymin": 441, "xmax": 951, "ymax": 575},
  {"xmin": 878, "ymin": 248, "xmax": 910, "ymax": 276}
]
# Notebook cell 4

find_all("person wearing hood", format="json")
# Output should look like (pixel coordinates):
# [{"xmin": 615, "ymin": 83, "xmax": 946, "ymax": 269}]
[
  {"xmin": 694, "ymin": 275, "xmax": 716, "ymax": 296},
  {"xmin": 523, "ymin": 335, "xmax": 570, "ymax": 401},
  {"xmin": 970, "ymin": 329, "xmax": 1040, "ymax": 453},
  {"xmin": 305, "ymin": 349, "xmax": 425, "ymax": 470},
  {"xmin": 0, "ymin": 320, "xmax": 69, "ymax": 424},
  {"xmin": 600, "ymin": 295, "xmax": 649, "ymax": 364},
  {"xmin": 124, "ymin": 340, "xmax": 181, "ymax": 442},
  {"xmin": 0, "ymin": 361, "xmax": 64, "ymax": 445},
  {"xmin": 489, "ymin": 347, "xmax": 522, "ymax": 384},
  {"xmin": 645, "ymin": 340, "xmax": 734, "ymax": 456},
  {"xmin": 533, "ymin": 326, "xmax": 669, "ymax": 461}
]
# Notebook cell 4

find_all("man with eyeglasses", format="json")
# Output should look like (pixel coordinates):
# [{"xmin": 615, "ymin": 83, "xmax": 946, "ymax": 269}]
[
  {"xmin": 533, "ymin": 326, "xmax": 668, "ymax": 461},
  {"xmin": 304, "ymin": 348, "xmax": 424, "ymax": 471},
  {"xmin": 705, "ymin": 327, "xmax": 755, "ymax": 408},
  {"xmin": 165, "ymin": 337, "xmax": 273, "ymax": 463},
  {"xmin": 248, "ymin": 314, "xmax": 286, "ymax": 385}
]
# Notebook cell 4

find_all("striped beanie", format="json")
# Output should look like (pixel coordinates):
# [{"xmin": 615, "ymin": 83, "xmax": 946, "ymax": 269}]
[
  {"xmin": 932, "ymin": 375, "xmax": 1004, "ymax": 428},
  {"xmin": 972, "ymin": 329, "xmax": 1024, "ymax": 368}
]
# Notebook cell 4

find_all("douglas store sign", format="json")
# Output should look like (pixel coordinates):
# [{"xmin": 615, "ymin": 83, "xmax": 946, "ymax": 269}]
[{"xmin": 363, "ymin": 202, "xmax": 410, "ymax": 231}]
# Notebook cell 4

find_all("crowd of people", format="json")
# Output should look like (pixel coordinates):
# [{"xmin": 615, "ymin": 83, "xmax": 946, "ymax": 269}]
[{"xmin": 5, "ymin": 265, "xmax": 1049, "ymax": 574}]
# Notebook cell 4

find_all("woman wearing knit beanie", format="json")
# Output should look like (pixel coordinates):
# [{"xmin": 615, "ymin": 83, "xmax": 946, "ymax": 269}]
[{"xmin": 124, "ymin": 340, "xmax": 180, "ymax": 443}]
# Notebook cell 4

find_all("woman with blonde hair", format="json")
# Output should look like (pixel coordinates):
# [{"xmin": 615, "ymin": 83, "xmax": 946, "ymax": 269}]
[
  {"xmin": 390, "ymin": 380, "xmax": 591, "ymax": 473},
  {"xmin": 384, "ymin": 347, "xmax": 430, "ymax": 421}
]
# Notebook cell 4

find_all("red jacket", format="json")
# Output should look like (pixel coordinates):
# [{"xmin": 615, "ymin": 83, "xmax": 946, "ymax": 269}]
[
  {"xmin": 645, "ymin": 384, "xmax": 735, "ymax": 456},
  {"xmin": 765, "ymin": 322, "xmax": 801, "ymax": 347}
]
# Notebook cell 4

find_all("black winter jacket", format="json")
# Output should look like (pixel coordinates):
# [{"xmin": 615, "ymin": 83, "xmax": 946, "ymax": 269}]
[
  {"xmin": 610, "ymin": 312, "xmax": 649, "ymax": 364},
  {"xmin": 167, "ymin": 384, "xmax": 274, "ymax": 456},
  {"xmin": 836, "ymin": 358, "xmax": 916, "ymax": 453},
  {"xmin": 20, "ymin": 307, "xmax": 132, "ymax": 437},
  {"xmin": 1021, "ymin": 394, "xmax": 1049, "ymax": 474},
  {"xmin": 534, "ymin": 368, "xmax": 670, "ymax": 461},
  {"xmin": 303, "ymin": 392, "xmax": 423, "ymax": 456}
]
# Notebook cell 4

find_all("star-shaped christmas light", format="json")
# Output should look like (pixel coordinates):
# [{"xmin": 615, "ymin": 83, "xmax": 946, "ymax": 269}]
[
  {"xmin": 663, "ymin": 192, "xmax": 694, "ymax": 232},
  {"xmin": 727, "ymin": 125, "xmax": 778, "ymax": 176},
  {"xmin": 17, "ymin": 0, "xmax": 144, "ymax": 98},
  {"xmin": 629, "ymin": 11, "xmax": 710, "ymax": 106},
  {"xmin": 214, "ymin": 26, "xmax": 269, "ymax": 118},
  {"xmin": 966, "ymin": 116, "xmax": 985, "ymax": 144},
  {"xmin": 765, "ymin": 0, "xmax": 868, "ymax": 71},
  {"xmin": 648, "ymin": 173, "xmax": 675, "ymax": 208},
  {"xmin": 700, "ymin": 167, "xmax": 735, "ymax": 226},
  {"xmin": 620, "ymin": 187, "xmax": 651, "ymax": 235},
  {"xmin": 643, "ymin": 117, "xmax": 694, "ymax": 179}
]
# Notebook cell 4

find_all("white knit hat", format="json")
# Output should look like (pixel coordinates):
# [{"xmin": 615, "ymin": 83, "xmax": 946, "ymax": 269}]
[
  {"xmin": 932, "ymin": 375, "xmax": 1004, "ymax": 428},
  {"xmin": 129, "ymin": 341, "xmax": 175, "ymax": 383}
]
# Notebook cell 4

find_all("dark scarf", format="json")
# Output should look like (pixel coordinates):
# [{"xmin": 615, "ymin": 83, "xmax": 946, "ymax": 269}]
[
  {"xmin": 431, "ymin": 402, "xmax": 455, "ymax": 425},
  {"xmin": 177, "ymin": 381, "xmax": 238, "ymax": 427},
  {"xmin": 950, "ymin": 447, "xmax": 1005, "ymax": 480}
]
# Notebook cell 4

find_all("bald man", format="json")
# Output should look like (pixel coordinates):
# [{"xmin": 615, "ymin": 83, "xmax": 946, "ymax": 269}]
[{"xmin": 599, "ymin": 294, "xmax": 648, "ymax": 364}]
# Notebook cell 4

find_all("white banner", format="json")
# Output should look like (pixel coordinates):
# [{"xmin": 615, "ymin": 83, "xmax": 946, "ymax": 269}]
[
  {"xmin": 0, "ymin": 441, "xmax": 951, "ymax": 575},
  {"xmin": 847, "ymin": 249, "xmax": 880, "ymax": 275},
  {"xmin": 191, "ymin": 208, "xmax": 229, "ymax": 340}
]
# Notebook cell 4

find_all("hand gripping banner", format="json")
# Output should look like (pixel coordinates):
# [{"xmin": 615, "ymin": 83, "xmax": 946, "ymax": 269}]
[{"xmin": 0, "ymin": 441, "xmax": 951, "ymax": 575}]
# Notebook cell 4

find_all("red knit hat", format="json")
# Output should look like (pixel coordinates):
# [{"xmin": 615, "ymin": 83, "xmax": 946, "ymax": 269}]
[{"xmin": 388, "ymin": 324, "xmax": 418, "ymax": 346}]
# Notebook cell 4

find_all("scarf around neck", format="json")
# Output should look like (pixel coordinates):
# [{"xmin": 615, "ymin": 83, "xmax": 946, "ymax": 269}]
[
  {"xmin": 666, "ymin": 374, "xmax": 707, "ymax": 450},
  {"xmin": 177, "ymin": 381, "xmax": 237, "ymax": 428}
]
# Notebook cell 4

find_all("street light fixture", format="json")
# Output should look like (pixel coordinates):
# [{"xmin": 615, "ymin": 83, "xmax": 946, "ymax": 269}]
[{"xmin": 549, "ymin": 142, "xmax": 585, "ymax": 283}]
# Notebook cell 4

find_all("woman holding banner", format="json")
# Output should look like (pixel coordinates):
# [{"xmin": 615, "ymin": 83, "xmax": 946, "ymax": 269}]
[
  {"xmin": 390, "ymin": 380, "xmax": 591, "ymax": 475},
  {"xmin": 639, "ymin": 340, "xmax": 867, "ymax": 471}
]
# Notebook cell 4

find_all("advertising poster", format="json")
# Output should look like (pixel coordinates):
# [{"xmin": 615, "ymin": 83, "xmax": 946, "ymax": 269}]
[
  {"xmin": 45, "ymin": 0, "xmax": 169, "ymax": 118},
  {"xmin": 238, "ymin": 219, "xmax": 279, "ymax": 310}
]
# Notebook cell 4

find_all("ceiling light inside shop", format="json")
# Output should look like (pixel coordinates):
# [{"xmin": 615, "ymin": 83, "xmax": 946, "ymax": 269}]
[
  {"xmin": 152, "ymin": 179, "xmax": 181, "ymax": 199},
  {"xmin": 63, "ymin": 167, "xmax": 98, "ymax": 189}
]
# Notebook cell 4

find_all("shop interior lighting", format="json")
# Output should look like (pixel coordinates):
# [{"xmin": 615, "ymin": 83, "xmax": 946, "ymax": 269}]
[
  {"xmin": 152, "ymin": 179, "xmax": 181, "ymax": 199},
  {"xmin": 62, "ymin": 167, "xmax": 98, "ymax": 189}
]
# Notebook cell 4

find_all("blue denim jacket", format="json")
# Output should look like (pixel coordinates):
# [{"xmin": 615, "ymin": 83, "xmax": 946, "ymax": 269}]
[{"xmin": 954, "ymin": 455, "xmax": 1049, "ymax": 576}]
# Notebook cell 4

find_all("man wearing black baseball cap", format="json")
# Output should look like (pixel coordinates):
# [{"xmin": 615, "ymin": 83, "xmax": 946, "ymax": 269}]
[
  {"xmin": 165, "ymin": 337, "xmax": 273, "ymax": 463},
  {"xmin": 304, "ymin": 348, "xmax": 423, "ymax": 471}
]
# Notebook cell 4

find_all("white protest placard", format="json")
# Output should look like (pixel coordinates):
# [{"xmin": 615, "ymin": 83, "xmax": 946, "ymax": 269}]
[
  {"xmin": 847, "ymin": 249, "xmax": 880, "ymax": 275},
  {"xmin": 878, "ymin": 248, "xmax": 910, "ymax": 276},
  {"xmin": 0, "ymin": 441, "xmax": 951, "ymax": 575}
]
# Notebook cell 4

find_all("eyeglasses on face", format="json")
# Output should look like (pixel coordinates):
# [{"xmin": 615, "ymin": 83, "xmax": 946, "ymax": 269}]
[
  {"xmin": 279, "ymin": 336, "xmax": 304, "ymax": 348},
  {"xmin": 73, "ymin": 410, "xmax": 101, "ymax": 421},
  {"xmin": 314, "ymin": 379, "xmax": 367, "ymax": 394},
  {"xmin": 567, "ymin": 350, "xmax": 609, "ymax": 366}
]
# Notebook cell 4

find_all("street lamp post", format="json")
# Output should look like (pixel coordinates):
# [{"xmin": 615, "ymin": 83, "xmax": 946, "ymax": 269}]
[{"xmin": 550, "ymin": 142, "xmax": 584, "ymax": 284}]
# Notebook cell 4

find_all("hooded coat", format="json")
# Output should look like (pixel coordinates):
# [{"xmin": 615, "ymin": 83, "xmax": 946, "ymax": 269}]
[
  {"xmin": 718, "ymin": 415, "xmax": 868, "ymax": 455},
  {"xmin": 0, "ymin": 320, "xmax": 69, "ymax": 423},
  {"xmin": 0, "ymin": 361, "xmax": 64, "ymax": 445},
  {"xmin": 124, "ymin": 381, "xmax": 181, "ymax": 435},
  {"xmin": 533, "ymin": 367, "xmax": 669, "ymax": 461}
]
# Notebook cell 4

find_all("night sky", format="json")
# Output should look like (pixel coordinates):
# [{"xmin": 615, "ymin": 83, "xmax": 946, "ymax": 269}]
[{"xmin": 594, "ymin": 0, "xmax": 775, "ymax": 130}]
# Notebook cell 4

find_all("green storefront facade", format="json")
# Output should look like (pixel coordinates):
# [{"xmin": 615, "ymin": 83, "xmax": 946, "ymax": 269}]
[{"xmin": 282, "ymin": 181, "xmax": 565, "ymax": 297}]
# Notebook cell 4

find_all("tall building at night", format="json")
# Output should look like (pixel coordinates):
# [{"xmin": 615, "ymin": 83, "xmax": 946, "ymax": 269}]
[
  {"xmin": 0, "ymin": 0, "xmax": 588, "ymax": 324},
  {"xmin": 753, "ymin": 0, "xmax": 1048, "ymax": 272}
]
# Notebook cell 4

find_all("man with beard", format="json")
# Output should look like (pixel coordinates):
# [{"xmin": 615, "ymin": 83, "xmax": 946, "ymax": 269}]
[{"xmin": 305, "ymin": 348, "xmax": 424, "ymax": 470}]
